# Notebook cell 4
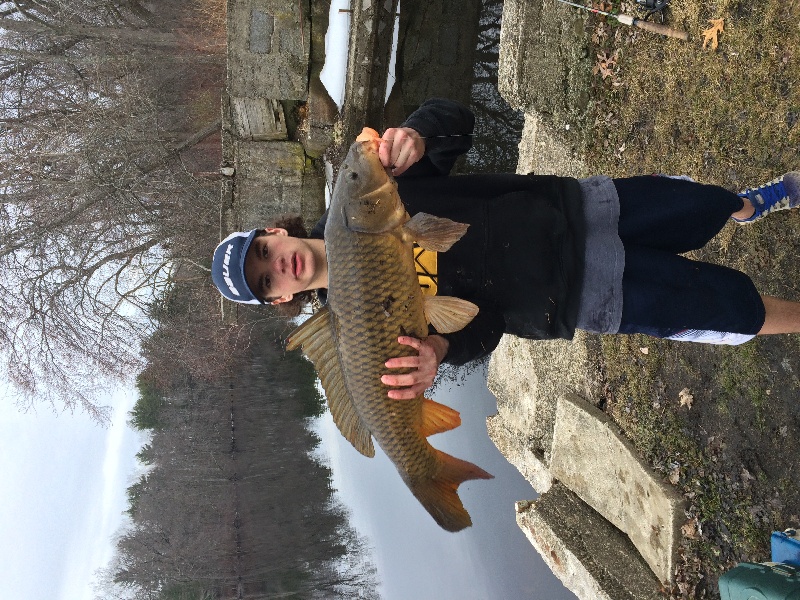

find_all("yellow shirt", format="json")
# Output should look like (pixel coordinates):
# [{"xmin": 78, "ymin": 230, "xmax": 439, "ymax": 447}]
[{"xmin": 413, "ymin": 244, "xmax": 438, "ymax": 296}]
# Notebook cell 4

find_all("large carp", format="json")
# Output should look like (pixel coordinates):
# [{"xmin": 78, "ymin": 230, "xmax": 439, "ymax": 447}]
[{"xmin": 287, "ymin": 129, "xmax": 492, "ymax": 532}]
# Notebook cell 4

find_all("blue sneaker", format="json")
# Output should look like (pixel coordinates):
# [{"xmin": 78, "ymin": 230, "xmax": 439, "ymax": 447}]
[{"xmin": 734, "ymin": 171, "xmax": 800, "ymax": 223}]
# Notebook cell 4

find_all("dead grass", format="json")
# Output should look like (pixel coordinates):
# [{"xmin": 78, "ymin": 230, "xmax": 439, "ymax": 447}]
[
  {"xmin": 583, "ymin": 2, "xmax": 800, "ymax": 596},
  {"xmin": 588, "ymin": 1, "xmax": 799, "ymax": 187},
  {"xmin": 187, "ymin": 0, "xmax": 228, "ymax": 50}
]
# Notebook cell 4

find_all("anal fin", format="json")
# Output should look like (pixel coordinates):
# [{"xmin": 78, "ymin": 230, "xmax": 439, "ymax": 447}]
[{"xmin": 421, "ymin": 398, "xmax": 461, "ymax": 436}]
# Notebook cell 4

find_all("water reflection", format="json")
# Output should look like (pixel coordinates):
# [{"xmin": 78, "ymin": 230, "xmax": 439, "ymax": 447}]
[{"xmin": 314, "ymin": 363, "xmax": 576, "ymax": 599}]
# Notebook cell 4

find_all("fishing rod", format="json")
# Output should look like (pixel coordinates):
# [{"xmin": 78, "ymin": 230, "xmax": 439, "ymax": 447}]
[{"xmin": 555, "ymin": 0, "xmax": 690, "ymax": 41}]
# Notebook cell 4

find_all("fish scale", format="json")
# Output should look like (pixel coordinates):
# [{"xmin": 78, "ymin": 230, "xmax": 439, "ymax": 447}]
[
  {"xmin": 327, "ymin": 227, "xmax": 437, "ymax": 478},
  {"xmin": 287, "ymin": 134, "xmax": 492, "ymax": 531}
]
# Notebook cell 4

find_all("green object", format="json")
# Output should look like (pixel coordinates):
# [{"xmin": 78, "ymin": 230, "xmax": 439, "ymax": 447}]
[{"xmin": 719, "ymin": 562, "xmax": 800, "ymax": 600}]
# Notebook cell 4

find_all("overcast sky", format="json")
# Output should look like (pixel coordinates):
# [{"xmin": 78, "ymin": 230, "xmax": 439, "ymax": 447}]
[
  {"xmin": 0, "ymin": 384, "xmax": 145, "ymax": 600},
  {"xmin": 314, "ymin": 366, "xmax": 575, "ymax": 599}
]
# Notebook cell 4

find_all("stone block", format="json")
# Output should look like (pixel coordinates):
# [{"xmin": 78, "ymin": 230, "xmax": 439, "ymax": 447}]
[
  {"xmin": 227, "ymin": 0, "xmax": 309, "ymax": 99},
  {"xmin": 517, "ymin": 482, "xmax": 663, "ymax": 600},
  {"xmin": 230, "ymin": 98, "xmax": 288, "ymax": 140},
  {"xmin": 233, "ymin": 141, "xmax": 325, "ymax": 229},
  {"xmin": 487, "ymin": 332, "xmax": 592, "ymax": 478},
  {"xmin": 486, "ymin": 413, "xmax": 553, "ymax": 494},
  {"xmin": 392, "ymin": 0, "xmax": 481, "ymax": 112},
  {"xmin": 549, "ymin": 394, "xmax": 685, "ymax": 584},
  {"xmin": 516, "ymin": 111, "xmax": 588, "ymax": 178},
  {"xmin": 498, "ymin": 0, "xmax": 593, "ymax": 139}
]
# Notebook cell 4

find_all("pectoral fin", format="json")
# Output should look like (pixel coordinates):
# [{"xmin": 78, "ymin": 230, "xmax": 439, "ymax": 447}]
[
  {"xmin": 423, "ymin": 296, "xmax": 479, "ymax": 334},
  {"xmin": 403, "ymin": 212, "xmax": 469, "ymax": 252},
  {"xmin": 287, "ymin": 308, "xmax": 375, "ymax": 457}
]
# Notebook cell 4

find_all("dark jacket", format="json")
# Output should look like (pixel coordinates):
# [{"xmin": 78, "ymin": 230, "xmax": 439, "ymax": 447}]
[{"xmin": 312, "ymin": 98, "xmax": 586, "ymax": 365}]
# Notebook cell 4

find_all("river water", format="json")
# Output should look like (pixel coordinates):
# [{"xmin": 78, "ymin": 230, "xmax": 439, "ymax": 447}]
[{"xmin": 314, "ymin": 1, "xmax": 577, "ymax": 598}]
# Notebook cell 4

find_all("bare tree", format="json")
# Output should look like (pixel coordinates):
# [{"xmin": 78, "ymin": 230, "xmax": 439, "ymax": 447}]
[{"xmin": 0, "ymin": 0, "xmax": 224, "ymax": 420}]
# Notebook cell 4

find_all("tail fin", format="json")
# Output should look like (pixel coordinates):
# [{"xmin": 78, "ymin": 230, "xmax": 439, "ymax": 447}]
[{"xmin": 408, "ymin": 450, "xmax": 493, "ymax": 532}]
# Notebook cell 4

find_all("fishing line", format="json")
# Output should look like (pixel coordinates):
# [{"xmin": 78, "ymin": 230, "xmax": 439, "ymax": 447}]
[{"xmin": 323, "ymin": 133, "xmax": 475, "ymax": 195}]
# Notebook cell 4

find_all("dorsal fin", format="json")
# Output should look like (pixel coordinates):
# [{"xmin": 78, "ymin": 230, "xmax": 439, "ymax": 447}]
[
  {"xmin": 421, "ymin": 398, "xmax": 461, "ymax": 436},
  {"xmin": 287, "ymin": 308, "xmax": 375, "ymax": 457},
  {"xmin": 423, "ymin": 296, "xmax": 479, "ymax": 334}
]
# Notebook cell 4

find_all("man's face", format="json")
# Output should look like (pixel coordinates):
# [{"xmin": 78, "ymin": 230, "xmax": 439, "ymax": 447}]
[{"xmin": 243, "ymin": 229, "xmax": 319, "ymax": 304}]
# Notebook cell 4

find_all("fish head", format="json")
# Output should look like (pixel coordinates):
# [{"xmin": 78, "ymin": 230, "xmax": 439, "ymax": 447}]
[{"xmin": 331, "ymin": 131, "xmax": 406, "ymax": 234}]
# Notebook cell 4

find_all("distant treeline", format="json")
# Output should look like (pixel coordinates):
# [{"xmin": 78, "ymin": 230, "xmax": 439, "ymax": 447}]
[
  {"xmin": 96, "ymin": 289, "xmax": 378, "ymax": 600},
  {"xmin": 4, "ymin": 1, "xmax": 387, "ymax": 593},
  {"xmin": 0, "ymin": 0, "xmax": 227, "ymax": 417}
]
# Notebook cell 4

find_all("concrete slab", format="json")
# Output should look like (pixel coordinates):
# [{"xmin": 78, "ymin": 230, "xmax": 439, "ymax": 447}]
[
  {"xmin": 516, "ymin": 482, "xmax": 663, "ymax": 600},
  {"xmin": 486, "ymin": 413, "xmax": 553, "ymax": 494},
  {"xmin": 516, "ymin": 111, "xmax": 588, "ymax": 178},
  {"xmin": 549, "ymin": 394, "xmax": 685, "ymax": 584},
  {"xmin": 486, "ymin": 332, "xmax": 593, "ymax": 492},
  {"xmin": 498, "ymin": 0, "xmax": 592, "ymax": 127}
]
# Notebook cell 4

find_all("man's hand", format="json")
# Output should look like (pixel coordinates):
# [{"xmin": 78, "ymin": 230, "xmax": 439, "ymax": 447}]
[
  {"xmin": 381, "ymin": 335, "xmax": 449, "ymax": 399},
  {"xmin": 379, "ymin": 127, "xmax": 425, "ymax": 176}
]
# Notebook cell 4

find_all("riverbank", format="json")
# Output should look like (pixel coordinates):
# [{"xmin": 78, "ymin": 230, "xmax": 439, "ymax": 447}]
[{"xmin": 491, "ymin": 0, "xmax": 800, "ymax": 597}]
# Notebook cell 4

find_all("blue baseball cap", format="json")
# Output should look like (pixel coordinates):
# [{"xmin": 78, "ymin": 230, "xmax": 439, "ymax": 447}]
[{"xmin": 211, "ymin": 230, "xmax": 262, "ymax": 304}]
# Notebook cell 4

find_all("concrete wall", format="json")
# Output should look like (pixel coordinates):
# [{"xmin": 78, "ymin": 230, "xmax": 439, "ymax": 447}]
[
  {"xmin": 385, "ymin": 0, "xmax": 482, "ymax": 123},
  {"xmin": 234, "ymin": 141, "xmax": 326, "ymax": 232},
  {"xmin": 227, "ymin": 0, "xmax": 311, "ymax": 100},
  {"xmin": 224, "ymin": 0, "xmax": 333, "ymax": 240}
]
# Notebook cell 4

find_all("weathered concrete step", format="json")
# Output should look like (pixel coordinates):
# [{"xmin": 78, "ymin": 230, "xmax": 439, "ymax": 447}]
[
  {"xmin": 516, "ymin": 482, "xmax": 663, "ymax": 600},
  {"xmin": 549, "ymin": 393, "xmax": 685, "ymax": 584},
  {"xmin": 498, "ymin": 0, "xmax": 592, "ymax": 124},
  {"xmin": 486, "ymin": 333, "xmax": 594, "ymax": 493}
]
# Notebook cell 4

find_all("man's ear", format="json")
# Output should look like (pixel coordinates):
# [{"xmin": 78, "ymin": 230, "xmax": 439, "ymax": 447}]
[
  {"xmin": 270, "ymin": 294, "xmax": 294, "ymax": 305},
  {"xmin": 265, "ymin": 227, "xmax": 288, "ymax": 236}
]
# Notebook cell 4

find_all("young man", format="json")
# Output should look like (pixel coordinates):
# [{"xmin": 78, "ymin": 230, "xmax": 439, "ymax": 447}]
[{"xmin": 212, "ymin": 98, "xmax": 800, "ymax": 399}]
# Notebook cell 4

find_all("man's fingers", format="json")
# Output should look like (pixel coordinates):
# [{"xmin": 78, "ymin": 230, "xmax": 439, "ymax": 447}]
[
  {"xmin": 381, "ymin": 373, "xmax": 420, "ymax": 387},
  {"xmin": 381, "ymin": 335, "xmax": 438, "ymax": 399},
  {"xmin": 378, "ymin": 137, "xmax": 393, "ymax": 167},
  {"xmin": 392, "ymin": 146, "xmax": 413, "ymax": 175},
  {"xmin": 396, "ymin": 335, "xmax": 422, "ymax": 349},
  {"xmin": 385, "ymin": 355, "xmax": 421, "ymax": 369},
  {"xmin": 387, "ymin": 385, "xmax": 426, "ymax": 400}
]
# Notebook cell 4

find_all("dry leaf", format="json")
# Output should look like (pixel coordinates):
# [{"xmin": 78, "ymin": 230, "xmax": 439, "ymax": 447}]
[
  {"xmin": 702, "ymin": 18, "xmax": 724, "ymax": 50},
  {"xmin": 682, "ymin": 519, "xmax": 701, "ymax": 540},
  {"xmin": 669, "ymin": 465, "xmax": 681, "ymax": 485},
  {"xmin": 593, "ymin": 50, "xmax": 618, "ymax": 80},
  {"xmin": 679, "ymin": 387, "xmax": 694, "ymax": 409},
  {"xmin": 640, "ymin": 347, "xmax": 649, "ymax": 355},
  {"xmin": 592, "ymin": 23, "xmax": 609, "ymax": 45}
]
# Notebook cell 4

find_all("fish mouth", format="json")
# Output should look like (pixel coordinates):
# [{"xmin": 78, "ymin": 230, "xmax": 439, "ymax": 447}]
[
  {"xmin": 360, "ymin": 137, "xmax": 381, "ymax": 154},
  {"xmin": 356, "ymin": 140, "xmax": 393, "ymax": 178}
]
